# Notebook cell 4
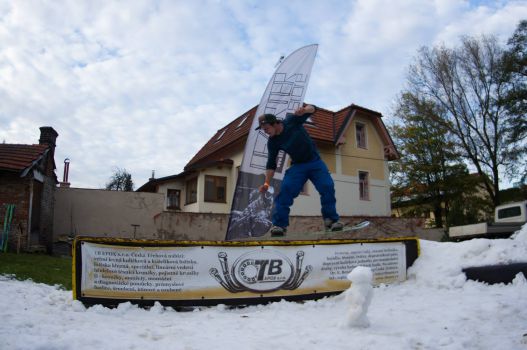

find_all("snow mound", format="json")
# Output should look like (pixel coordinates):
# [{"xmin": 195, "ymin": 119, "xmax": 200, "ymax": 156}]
[{"xmin": 408, "ymin": 223, "xmax": 527, "ymax": 289}]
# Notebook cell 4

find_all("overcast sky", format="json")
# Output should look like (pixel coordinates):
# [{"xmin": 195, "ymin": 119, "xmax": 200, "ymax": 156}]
[{"xmin": 1, "ymin": 0, "xmax": 526, "ymax": 189}]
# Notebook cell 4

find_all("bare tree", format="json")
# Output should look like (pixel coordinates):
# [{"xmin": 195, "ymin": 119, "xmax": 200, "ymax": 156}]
[
  {"xmin": 105, "ymin": 168, "xmax": 134, "ymax": 191},
  {"xmin": 407, "ymin": 35, "xmax": 519, "ymax": 206}
]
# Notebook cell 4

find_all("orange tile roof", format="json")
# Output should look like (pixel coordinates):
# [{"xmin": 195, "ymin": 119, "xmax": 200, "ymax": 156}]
[
  {"xmin": 0, "ymin": 144, "xmax": 50, "ymax": 173},
  {"xmin": 185, "ymin": 106, "xmax": 258, "ymax": 169},
  {"xmin": 185, "ymin": 103, "xmax": 398, "ymax": 170}
]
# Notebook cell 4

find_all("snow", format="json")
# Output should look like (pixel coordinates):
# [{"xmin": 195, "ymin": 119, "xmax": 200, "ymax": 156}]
[
  {"xmin": 1, "ymin": 226, "xmax": 527, "ymax": 350},
  {"xmin": 343, "ymin": 266, "xmax": 373, "ymax": 328}
]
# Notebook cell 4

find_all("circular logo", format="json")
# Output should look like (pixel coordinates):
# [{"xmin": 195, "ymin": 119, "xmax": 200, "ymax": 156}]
[{"xmin": 232, "ymin": 249, "xmax": 294, "ymax": 292}]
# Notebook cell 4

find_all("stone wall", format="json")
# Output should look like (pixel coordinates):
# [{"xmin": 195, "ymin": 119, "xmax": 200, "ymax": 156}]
[
  {"xmin": 53, "ymin": 189, "xmax": 444, "ymax": 254},
  {"xmin": 152, "ymin": 211, "xmax": 445, "ymax": 242}
]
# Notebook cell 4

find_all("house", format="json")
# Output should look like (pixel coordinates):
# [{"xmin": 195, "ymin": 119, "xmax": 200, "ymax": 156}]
[
  {"xmin": 138, "ymin": 103, "xmax": 399, "ymax": 218},
  {"xmin": 0, "ymin": 127, "xmax": 58, "ymax": 253}
]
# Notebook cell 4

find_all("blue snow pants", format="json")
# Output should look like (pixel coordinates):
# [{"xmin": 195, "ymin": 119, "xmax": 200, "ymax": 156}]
[{"xmin": 272, "ymin": 158, "xmax": 339, "ymax": 228}]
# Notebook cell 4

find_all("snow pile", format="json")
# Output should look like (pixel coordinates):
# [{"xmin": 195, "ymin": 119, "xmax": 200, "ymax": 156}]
[
  {"xmin": 0, "ymin": 224, "xmax": 526, "ymax": 350},
  {"xmin": 342, "ymin": 266, "xmax": 373, "ymax": 328},
  {"xmin": 408, "ymin": 223, "xmax": 527, "ymax": 289}
]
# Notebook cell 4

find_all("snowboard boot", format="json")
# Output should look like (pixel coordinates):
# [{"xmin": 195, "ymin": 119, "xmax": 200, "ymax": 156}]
[
  {"xmin": 270, "ymin": 226, "xmax": 287, "ymax": 237},
  {"xmin": 324, "ymin": 219, "xmax": 344, "ymax": 232}
]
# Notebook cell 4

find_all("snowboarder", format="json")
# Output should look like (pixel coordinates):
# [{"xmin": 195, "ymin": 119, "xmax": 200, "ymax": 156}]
[{"xmin": 257, "ymin": 104, "xmax": 343, "ymax": 236}]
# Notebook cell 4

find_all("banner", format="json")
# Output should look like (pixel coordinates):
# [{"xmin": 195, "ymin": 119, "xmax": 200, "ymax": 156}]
[
  {"xmin": 73, "ymin": 236, "xmax": 420, "ymax": 307},
  {"xmin": 225, "ymin": 44, "xmax": 318, "ymax": 240}
]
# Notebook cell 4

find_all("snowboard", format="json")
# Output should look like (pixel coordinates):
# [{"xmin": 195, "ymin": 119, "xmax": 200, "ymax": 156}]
[
  {"xmin": 313, "ymin": 220, "xmax": 371, "ymax": 235},
  {"xmin": 268, "ymin": 220, "xmax": 371, "ymax": 237}
]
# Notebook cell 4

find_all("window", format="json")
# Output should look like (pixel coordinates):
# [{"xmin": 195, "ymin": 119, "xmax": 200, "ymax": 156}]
[
  {"xmin": 204, "ymin": 175, "xmax": 227, "ymax": 203},
  {"xmin": 359, "ymin": 171, "xmax": 370, "ymax": 200},
  {"xmin": 166, "ymin": 189, "xmax": 181, "ymax": 210},
  {"xmin": 236, "ymin": 114, "xmax": 249, "ymax": 129},
  {"xmin": 497, "ymin": 206, "xmax": 522, "ymax": 220},
  {"xmin": 356, "ymin": 123, "xmax": 367, "ymax": 149},
  {"xmin": 185, "ymin": 178, "xmax": 198, "ymax": 205},
  {"xmin": 214, "ymin": 128, "xmax": 227, "ymax": 143}
]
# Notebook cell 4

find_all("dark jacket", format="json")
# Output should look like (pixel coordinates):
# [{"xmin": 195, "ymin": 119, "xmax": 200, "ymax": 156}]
[{"xmin": 266, "ymin": 111, "xmax": 320, "ymax": 170}]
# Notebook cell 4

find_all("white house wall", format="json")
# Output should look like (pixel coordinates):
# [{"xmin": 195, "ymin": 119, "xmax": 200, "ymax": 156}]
[{"xmin": 289, "ymin": 173, "xmax": 391, "ymax": 217}]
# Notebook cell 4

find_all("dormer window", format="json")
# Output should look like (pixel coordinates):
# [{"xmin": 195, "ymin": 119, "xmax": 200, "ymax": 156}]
[
  {"xmin": 215, "ymin": 128, "xmax": 227, "ymax": 143},
  {"xmin": 236, "ymin": 114, "xmax": 249, "ymax": 129}
]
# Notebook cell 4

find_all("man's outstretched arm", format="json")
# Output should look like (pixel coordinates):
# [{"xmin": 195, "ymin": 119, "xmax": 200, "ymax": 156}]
[{"xmin": 259, "ymin": 169, "xmax": 275, "ymax": 193}]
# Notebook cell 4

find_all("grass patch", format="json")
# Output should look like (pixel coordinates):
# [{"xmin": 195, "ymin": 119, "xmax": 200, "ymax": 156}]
[{"xmin": 0, "ymin": 252, "xmax": 72, "ymax": 290}]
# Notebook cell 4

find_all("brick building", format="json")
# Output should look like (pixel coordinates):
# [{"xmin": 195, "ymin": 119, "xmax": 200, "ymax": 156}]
[{"xmin": 0, "ymin": 127, "xmax": 58, "ymax": 253}]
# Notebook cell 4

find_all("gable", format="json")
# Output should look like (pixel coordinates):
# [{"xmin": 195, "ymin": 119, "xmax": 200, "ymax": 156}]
[{"xmin": 335, "ymin": 105, "xmax": 399, "ymax": 161}]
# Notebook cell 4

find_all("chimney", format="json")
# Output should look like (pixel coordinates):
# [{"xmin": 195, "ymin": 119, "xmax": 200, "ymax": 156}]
[
  {"xmin": 39, "ymin": 126, "xmax": 58, "ymax": 147},
  {"xmin": 60, "ymin": 158, "xmax": 71, "ymax": 188},
  {"xmin": 39, "ymin": 126, "xmax": 58, "ymax": 176}
]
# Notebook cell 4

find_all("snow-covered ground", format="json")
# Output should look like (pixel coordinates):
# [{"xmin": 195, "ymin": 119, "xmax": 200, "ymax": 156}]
[{"xmin": 1, "ymin": 226, "xmax": 527, "ymax": 350}]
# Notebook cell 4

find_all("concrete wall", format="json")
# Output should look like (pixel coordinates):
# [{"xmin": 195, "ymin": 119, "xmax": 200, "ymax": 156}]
[
  {"xmin": 53, "ymin": 187, "xmax": 165, "ymax": 240},
  {"xmin": 151, "ymin": 211, "xmax": 444, "ymax": 242}
]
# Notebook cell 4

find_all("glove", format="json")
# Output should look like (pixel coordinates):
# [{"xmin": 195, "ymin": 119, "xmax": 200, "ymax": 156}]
[{"xmin": 259, "ymin": 182, "xmax": 270, "ymax": 193}]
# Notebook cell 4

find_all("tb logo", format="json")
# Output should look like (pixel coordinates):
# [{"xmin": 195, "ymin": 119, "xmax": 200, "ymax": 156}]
[{"xmin": 238, "ymin": 259, "xmax": 284, "ymax": 283}]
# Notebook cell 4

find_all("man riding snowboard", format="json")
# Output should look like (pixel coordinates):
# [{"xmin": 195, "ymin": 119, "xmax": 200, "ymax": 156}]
[{"xmin": 257, "ymin": 104, "xmax": 343, "ymax": 236}]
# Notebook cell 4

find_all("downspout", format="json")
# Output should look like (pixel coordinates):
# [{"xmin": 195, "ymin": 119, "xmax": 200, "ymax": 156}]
[
  {"xmin": 332, "ymin": 108, "xmax": 337, "ymax": 143},
  {"xmin": 332, "ymin": 110, "xmax": 340, "ymax": 175},
  {"xmin": 27, "ymin": 178, "xmax": 33, "ymax": 250}
]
